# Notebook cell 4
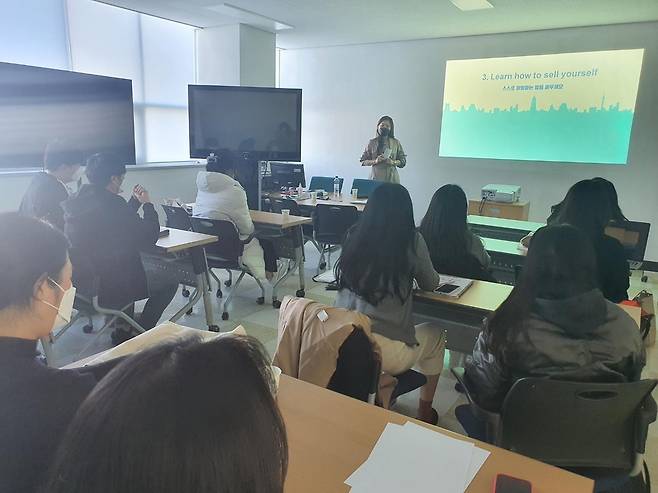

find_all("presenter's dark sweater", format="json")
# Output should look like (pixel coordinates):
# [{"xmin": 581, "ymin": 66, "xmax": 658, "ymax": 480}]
[{"xmin": 0, "ymin": 337, "xmax": 113, "ymax": 493}]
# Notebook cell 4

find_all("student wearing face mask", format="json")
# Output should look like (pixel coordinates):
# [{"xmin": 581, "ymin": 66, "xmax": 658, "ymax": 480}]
[
  {"xmin": 19, "ymin": 140, "xmax": 84, "ymax": 231},
  {"xmin": 360, "ymin": 115, "xmax": 407, "ymax": 184},
  {"xmin": 0, "ymin": 213, "xmax": 117, "ymax": 493},
  {"xmin": 63, "ymin": 153, "xmax": 178, "ymax": 343}
]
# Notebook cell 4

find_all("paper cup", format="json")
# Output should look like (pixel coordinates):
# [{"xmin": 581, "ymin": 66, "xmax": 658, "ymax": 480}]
[
  {"xmin": 310, "ymin": 191, "xmax": 317, "ymax": 203},
  {"xmin": 281, "ymin": 209, "xmax": 290, "ymax": 220},
  {"xmin": 351, "ymin": 189, "xmax": 358, "ymax": 200}
]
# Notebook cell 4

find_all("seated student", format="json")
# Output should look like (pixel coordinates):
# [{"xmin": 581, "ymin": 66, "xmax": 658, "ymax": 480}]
[
  {"xmin": 63, "ymin": 153, "xmax": 177, "ymax": 342},
  {"xmin": 0, "ymin": 213, "xmax": 116, "ymax": 493},
  {"xmin": 554, "ymin": 179, "xmax": 630, "ymax": 302},
  {"xmin": 546, "ymin": 177, "xmax": 628, "ymax": 225},
  {"xmin": 19, "ymin": 141, "xmax": 83, "ymax": 231},
  {"xmin": 459, "ymin": 225, "xmax": 644, "ymax": 437},
  {"xmin": 334, "ymin": 183, "xmax": 444, "ymax": 424},
  {"xmin": 193, "ymin": 149, "xmax": 277, "ymax": 281},
  {"xmin": 44, "ymin": 335, "xmax": 288, "ymax": 493},
  {"xmin": 419, "ymin": 184, "xmax": 493, "ymax": 281}
]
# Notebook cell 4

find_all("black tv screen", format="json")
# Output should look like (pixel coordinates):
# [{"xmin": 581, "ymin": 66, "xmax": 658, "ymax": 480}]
[
  {"xmin": 188, "ymin": 85, "xmax": 302, "ymax": 162},
  {"xmin": 0, "ymin": 62, "xmax": 136, "ymax": 168}
]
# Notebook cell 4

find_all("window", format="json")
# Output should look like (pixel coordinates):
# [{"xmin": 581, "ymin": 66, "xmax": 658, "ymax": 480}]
[{"xmin": 0, "ymin": 0, "xmax": 198, "ymax": 165}]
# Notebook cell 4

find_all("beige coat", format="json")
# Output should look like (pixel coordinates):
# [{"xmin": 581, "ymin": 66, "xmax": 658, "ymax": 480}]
[
  {"xmin": 273, "ymin": 296, "xmax": 396, "ymax": 405},
  {"xmin": 360, "ymin": 137, "xmax": 407, "ymax": 184}
]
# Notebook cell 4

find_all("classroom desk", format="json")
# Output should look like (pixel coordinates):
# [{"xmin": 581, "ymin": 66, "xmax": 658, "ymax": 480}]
[
  {"xmin": 413, "ymin": 281, "xmax": 513, "ymax": 353},
  {"xmin": 249, "ymin": 210, "xmax": 313, "ymax": 306},
  {"xmin": 413, "ymin": 281, "xmax": 641, "ymax": 354},
  {"xmin": 481, "ymin": 237, "xmax": 527, "ymax": 285},
  {"xmin": 185, "ymin": 205, "xmax": 312, "ymax": 305},
  {"xmin": 155, "ymin": 227, "xmax": 219, "ymax": 330},
  {"xmin": 468, "ymin": 215, "xmax": 545, "ymax": 242},
  {"xmin": 267, "ymin": 192, "xmax": 367, "ymax": 212},
  {"xmin": 278, "ymin": 375, "xmax": 594, "ymax": 493}
]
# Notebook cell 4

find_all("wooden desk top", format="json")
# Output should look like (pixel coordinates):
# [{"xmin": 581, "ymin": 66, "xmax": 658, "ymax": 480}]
[
  {"xmin": 156, "ymin": 227, "xmax": 218, "ymax": 253},
  {"xmin": 278, "ymin": 375, "xmax": 593, "ymax": 493},
  {"xmin": 468, "ymin": 215, "xmax": 546, "ymax": 232},
  {"xmin": 415, "ymin": 280, "xmax": 513, "ymax": 313},
  {"xmin": 250, "ymin": 210, "xmax": 313, "ymax": 229},
  {"xmin": 482, "ymin": 237, "xmax": 527, "ymax": 256}
]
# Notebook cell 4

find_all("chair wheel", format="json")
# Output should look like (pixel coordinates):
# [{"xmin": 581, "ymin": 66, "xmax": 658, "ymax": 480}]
[
  {"xmin": 221, "ymin": 312, "xmax": 229, "ymax": 321},
  {"xmin": 319, "ymin": 262, "xmax": 327, "ymax": 270},
  {"xmin": 186, "ymin": 308, "xmax": 193, "ymax": 315},
  {"xmin": 296, "ymin": 289, "xmax": 305, "ymax": 297},
  {"xmin": 208, "ymin": 325, "xmax": 220, "ymax": 332},
  {"xmin": 224, "ymin": 280, "xmax": 232, "ymax": 287},
  {"xmin": 256, "ymin": 296, "xmax": 265, "ymax": 305},
  {"xmin": 82, "ymin": 324, "xmax": 94, "ymax": 334},
  {"xmin": 216, "ymin": 289, "xmax": 223, "ymax": 298},
  {"xmin": 273, "ymin": 299, "xmax": 281, "ymax": 309},
  {"xmin": 182, "ymin": 288, "xmax": 190, "ymax": 298}
]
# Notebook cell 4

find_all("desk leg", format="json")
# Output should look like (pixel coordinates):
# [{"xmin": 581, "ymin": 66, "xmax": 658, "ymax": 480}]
[
  {"xmin": 296, "ymin": 225, "xmax": 306, "ymax": 296},
  {"xmin": 168, "ymin": 246, "xmax": 219, "ymax": 332},
  {"xmin": 271, "ymin": 225, "xmax": 306, "ymax": 308}
]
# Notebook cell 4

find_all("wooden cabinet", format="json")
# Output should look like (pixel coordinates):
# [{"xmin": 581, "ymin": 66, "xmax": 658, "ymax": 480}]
[{"xmin": 468, "ymin": 199, "xmax": 530, "ymax": 221}]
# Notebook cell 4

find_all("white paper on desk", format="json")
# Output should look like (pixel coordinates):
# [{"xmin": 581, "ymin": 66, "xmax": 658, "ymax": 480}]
[
  {"xmin": 345, "ymin": 421, "xmax": 475, "ymax": 493},
  {"xmin": 464, "ymin": 445, "xmax": 490, "ymax": 490},
  {"xmin": 83, "ymin": 322, "xmax": 239, "ymax": 366}
]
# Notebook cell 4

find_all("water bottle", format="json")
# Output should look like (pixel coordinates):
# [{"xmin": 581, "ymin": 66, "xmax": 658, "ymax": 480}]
[{"xmin": 333, "ymin": 176, "xmax": 340, "ymax": 199}]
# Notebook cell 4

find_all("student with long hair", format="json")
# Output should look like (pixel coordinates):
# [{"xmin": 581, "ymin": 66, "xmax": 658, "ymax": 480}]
[
  {"xmin": 419, "ymin": 184, "xmax": 492, "ymax": 281},
  {"xmin": 459, "ymin": 225, "xmax": 643, "ymax": 435},
  {"xmin": 44, "ymin": 335, "xmax": 288, "ymax": 493},
  {"xmin": 554, "ymin": 179, "xmax": 629, "ymax": 302},
  {"xmin": 334, "ymin": 183, "xmax": 444, "ymax": 424},
  {"xmin": 547, "ymin": 177, "xmax": 627, "ymax": 225}
]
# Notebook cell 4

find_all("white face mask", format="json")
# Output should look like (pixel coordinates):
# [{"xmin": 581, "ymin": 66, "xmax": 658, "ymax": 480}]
[
  {"xmin": 72, "ymin": 166, "xmax": 85, "ymax": 183},
  {"xmin": 39, "ymin": 278, "xmax": 76, "ymax": 332}
]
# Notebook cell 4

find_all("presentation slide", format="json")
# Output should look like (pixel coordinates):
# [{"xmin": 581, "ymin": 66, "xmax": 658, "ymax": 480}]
[{"xmin": 438, "ymin": 49, "xmax": 644, "ymax": 165}]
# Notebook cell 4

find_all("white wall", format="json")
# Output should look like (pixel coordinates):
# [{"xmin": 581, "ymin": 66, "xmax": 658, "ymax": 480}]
[
  {"xmin": 280, "ymin": 22, "xmax": 658, "ymax": 259},
  {"xmin": 196, "ymin": 25, "xmax": 241, "ymax": 86},
  {"xmin": 240, "ymin": 25, "xmax": 275, "ymax": 87}
]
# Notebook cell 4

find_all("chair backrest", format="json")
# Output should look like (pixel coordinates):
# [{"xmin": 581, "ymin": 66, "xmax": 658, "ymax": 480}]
[
  {"xmin": 500, "ymin": 378, "xmax": 657, "ymax": 470},
  {"xmin": 350, "ymin": 178, "xmax": 383, "ymax": 198},
  {"xmin": 605, "ymin": 220, "xmax": 651, "ymax": 263},
  {"xmin": 161, "ymin": 205, "xmax": 192, "ymax": 231},
  {"xmin": 189, "ymin": 217, "xmax": 244, "ymax": 263},
  {"xmin": 313, "ymin": 204, "xmax": 359, "ymax": 245},
  {"xmin": 309, "ymin": 176, "xmax": 343, "ymax": 194},
  {"xmin": 270, "ymin": 197, "xmax": 302, "ymax": 216}
]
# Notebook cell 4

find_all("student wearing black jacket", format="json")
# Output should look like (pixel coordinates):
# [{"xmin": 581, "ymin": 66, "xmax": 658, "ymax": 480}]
[
  {"xmin": 554, "ymin": 179, "xmax": 630, "ymax": 302},
  {"xmin": 0, "ymin": 213, "xmax": 117, "ymax": 493},
  {"xmin": 63, "ymin": 153, "xmax": 177, "ymax": 341},
  {"xmin": 19, "ymin": 141, "xmax": 84, "ymax": 231}
]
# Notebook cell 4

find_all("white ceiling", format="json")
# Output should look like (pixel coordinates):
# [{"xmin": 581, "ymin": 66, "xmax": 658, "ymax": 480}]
[{"xmin": 96, "ymin": 0, "xmax": 658, "ymax": 49}]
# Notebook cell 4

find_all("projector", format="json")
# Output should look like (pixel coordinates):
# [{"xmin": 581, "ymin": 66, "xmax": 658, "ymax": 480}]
[{"xmin": 481, "ymin": 184, "xmax": 521, "ymax": 203}]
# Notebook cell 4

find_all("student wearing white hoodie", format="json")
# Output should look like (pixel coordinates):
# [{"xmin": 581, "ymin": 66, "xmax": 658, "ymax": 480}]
[{"xmin": 193, "ymin": 150, "xmax": 277, "ymax": 281}]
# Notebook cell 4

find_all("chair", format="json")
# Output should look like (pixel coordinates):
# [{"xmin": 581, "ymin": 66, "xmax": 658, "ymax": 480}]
[
  {"xmin": 162, "ymin": 204, "xmax": 232, "ymax": 298},
  {"xmin": 161, "ymin": 204, "xmax": 193, "ymax": 230},
  {"xmin": 313, "ymin": 204, "xmax": 359, "ymax": 273},
  {"xmin": 41, "ymin": 266, "xmax": 144, "ymax": 367},
  {"xmin": 309, "ymin": 176, "xmax": 343, "ymax": 194},
  {"xmin": 190, "ymin": 217, "xmax": 265, "ymax": 321},
  {"xmin": 453, "ymin": 370, "xmax": 657, "ymax": 492},
  {"xmin": 350, "ymin": 178, "xmax": 383, "ymax": 199}
]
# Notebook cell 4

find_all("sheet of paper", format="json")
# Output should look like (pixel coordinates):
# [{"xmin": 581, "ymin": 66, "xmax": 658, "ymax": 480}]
[
  {"xmin": 345, "ymin": 421, "xmax": 476, "ymax": 493},
  {"xmin": 464, "ymin": 445, "xmax": 490, "ymax": 490},
  {"xmin": 83, "ymin": 322, "xmax": 237, "ymax": 366}
]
